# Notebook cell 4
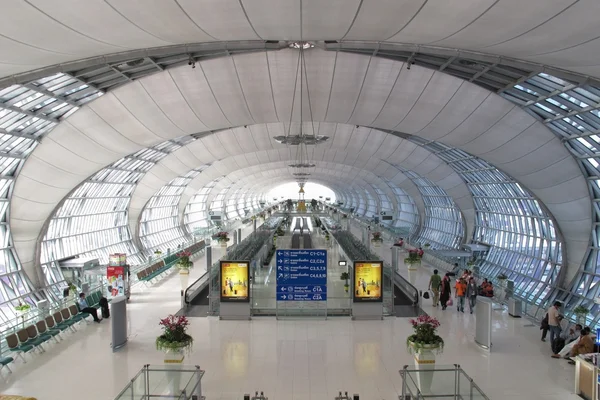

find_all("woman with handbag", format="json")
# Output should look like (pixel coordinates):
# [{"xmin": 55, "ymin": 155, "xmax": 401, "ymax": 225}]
[{"xmin": 439, "ymin": 273, "xmax": 452, "ymax": 310}]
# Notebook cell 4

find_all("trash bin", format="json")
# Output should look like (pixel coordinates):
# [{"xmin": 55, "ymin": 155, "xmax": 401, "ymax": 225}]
[
  {"xmin": 508, "ymin": 298, "xmax": 521, "ymax": 318},
  {"xmin": 99, "ymin": 296, "xmax": 110, "ymax": 319}
]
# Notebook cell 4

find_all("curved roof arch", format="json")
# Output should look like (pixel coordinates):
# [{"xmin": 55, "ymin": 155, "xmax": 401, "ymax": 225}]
[
  {"xmin": 11, "ymin": 48, "xmax": 588, "ymax": 284},
  {"xmin": 2, "ymin": 1, "xmax": 600, "ymax": 80}
]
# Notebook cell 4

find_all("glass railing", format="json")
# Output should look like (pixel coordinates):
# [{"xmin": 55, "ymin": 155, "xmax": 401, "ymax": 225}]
[
  {"xmin": 114, "ymin": 364, "xmax": 204, "ymax": 400},
  {"xmin": 399, "ymin": 364, "xmax": 489, "ymax": 399}
]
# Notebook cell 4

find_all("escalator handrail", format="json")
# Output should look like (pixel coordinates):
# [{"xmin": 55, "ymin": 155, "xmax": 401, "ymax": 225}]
[
  {"xmin": 392, "ymin": 268, "xmax": 419, "ymax": 306},
  {"xmin": 184, "ymin": 271, "xmax": 210, "ymax": 305}
]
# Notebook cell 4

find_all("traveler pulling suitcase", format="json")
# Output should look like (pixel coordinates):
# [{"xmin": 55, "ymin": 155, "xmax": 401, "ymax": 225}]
[{"xmin": 99, "ymin": 297, "xmax": 110, "ymax": 319}]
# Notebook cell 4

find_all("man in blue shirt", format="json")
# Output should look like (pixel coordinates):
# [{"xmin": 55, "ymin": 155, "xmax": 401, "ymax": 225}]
[{"xmin": 78, "ymin": 293, "xmax": 101, "ymax": 323}]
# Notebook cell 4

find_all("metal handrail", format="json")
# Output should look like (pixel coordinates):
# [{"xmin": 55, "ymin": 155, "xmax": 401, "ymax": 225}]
[
  {"xmin": 332, "ymin": 229, "xmax": 420, "ymax": 307},
  {"xmin": 184, "ymin": 272, "xmax": 210, "ymax": 305}
]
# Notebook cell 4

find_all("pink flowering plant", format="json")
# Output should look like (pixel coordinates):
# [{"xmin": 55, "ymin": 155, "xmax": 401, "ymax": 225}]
[
  {"xmin": 406, "ymin": 315, "xmax": 444, "ymax": 354},
  {"xmin": 212, "ymin": 231, "xmax": 230, "ymax": 242},
  {"xmin": 156, "ymin": 315, "xmax": 193, "ymax": 352},
  {"xmin": 177, "ymin": 250, "xmax": 192, "ymax": 269},
  {"xmin": 371, "ymin": 232, "xmax": 383, "ymax": 241},
  {"xmin": 405, "ymin": 249, "xmax": 421, "ymax": 265}
]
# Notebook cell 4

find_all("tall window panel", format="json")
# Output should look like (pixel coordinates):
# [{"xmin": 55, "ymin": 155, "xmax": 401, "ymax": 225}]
[
  {"xmin": 184, "ymin": 179, "xmax": 221, "ymax": 232},
  {"xmin": 418, "ymin": 140, "xmax": 562, "ymax": 304},
  {"xmin": 0, "ymin": 72, "xmax": 103, "ymax": 321},
  {"xmin": 139, "ymin": 167, "xmax": 207, "ymax": 254},
  {"xmin": 501, "ymin": 73, "xmax": 600, "ymax": 325},
  {"xmin": 402, "ymin": 171, "xmax": 464, "ymax": 249},
  {"xmin": 383, "ymin": 179, "xmax": 420, "ymax": 238},
  {"xmin": 40, "ymin": 141, "xmax": 189, "ymax": 285}
]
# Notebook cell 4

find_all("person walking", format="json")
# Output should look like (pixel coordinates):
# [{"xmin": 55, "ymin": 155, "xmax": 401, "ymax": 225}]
[
  {"xmin": 466, "ymin": 277, "xmax": 478, "ymax": 314},
  {"xmin": 455, "ymin": 278, "xmax": 467, "ymax": 313},
  {"xmin": 439, "ymin": 273, "xmax": 451, "ymax": 310},
  {"xmin": 547, "ymin": 301, "xmax": 563, "ymax": 346},
  {"xmin": 428, "ymin": 269, "xmax": 442, "ymax": 307}
]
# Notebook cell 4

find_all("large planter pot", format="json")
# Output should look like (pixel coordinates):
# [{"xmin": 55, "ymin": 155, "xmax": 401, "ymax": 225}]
[
  {"xmin": 179, "ymin": 268, "xmax": 190, "ymax": 291},
  {"xmin": 406, "ymin": 261, "xmax": 420, "ymax": 271},
  {"xmin": 371, "ymin": 240, "xmax": 382, "ymax": 248},
  {"xmin": 219, "ymin": 240, "xmax": 228, "ymax": 248},
  {"xmin": 163, "ymin": 347, "xmax": 185, "ymax": 364},
  {"xmin": 408, "ymin": 342, "xmax": 441, "ymax": 393}
]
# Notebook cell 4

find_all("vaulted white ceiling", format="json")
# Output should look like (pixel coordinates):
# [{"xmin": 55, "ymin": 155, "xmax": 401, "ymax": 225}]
[
  {"xmin": 2, "ymin": 0, "xmax": 600, "ymax": 81},
  {"xmin": 10, "ymin": 48, "xmax": 590, "ymax": 285}
]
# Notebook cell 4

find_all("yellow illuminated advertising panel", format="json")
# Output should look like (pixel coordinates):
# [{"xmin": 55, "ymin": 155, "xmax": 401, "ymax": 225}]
[
  {"xmin": 353, "ymin": 261, "xmax": 383, "ymax": 302},
  {"xmin": 220, "ymin": 261, "xmax": 249, "ymax": 302}
]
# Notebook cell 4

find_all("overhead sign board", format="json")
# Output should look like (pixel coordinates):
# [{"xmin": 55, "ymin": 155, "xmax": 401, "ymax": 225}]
[{"xmin": 276, "ymin": 250, "xmax": 327, "ymax": 301}]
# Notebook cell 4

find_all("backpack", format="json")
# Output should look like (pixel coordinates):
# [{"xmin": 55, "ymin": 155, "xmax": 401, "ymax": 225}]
[{"xmin": 423, "ymin": 291, "xmax": 430, "ymax": 299}]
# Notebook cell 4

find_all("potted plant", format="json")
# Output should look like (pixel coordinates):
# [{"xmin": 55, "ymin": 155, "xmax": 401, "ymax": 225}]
[
  {"xmin": 154, "ymin": 249, "xmax": 162, "ymax": 256},
  {"xmin": 371, "ymin": 232, "xmax": 383, "ymax": 247},
  {"xmin": 67, "ymin": 282, "xmax": 78, "ymax": 300},
  {"xmin": 212, "ymin": 231, "xmax": 230, "ymax": 247},
  {"xmin": 340, "ymin": 272, "xmax": 350, "ymax": 292},
  {"xmin": 423, "ymin": 243, "xmax": 431, "ymax": 249},
  {"xmin": 156, "ymin": 315, "xmax": 193, "ymax": 364},
  {"xmin": 497, "ymin": 273, "xmax": 508, "ymax": 284},
  {"xmin": 406, "ymin": 315, "xmax": 444, "ymax": 392},
  {"xmin": 404, "ymin": 249, "xmax": 421, "ymax": 270},
  {"xmin": 573, "ymin": 305, "xmax": 589, "ymax": 325},
  {"xmin": 177, "ymin": 250, "xmax": 193, "ymax": 290}
]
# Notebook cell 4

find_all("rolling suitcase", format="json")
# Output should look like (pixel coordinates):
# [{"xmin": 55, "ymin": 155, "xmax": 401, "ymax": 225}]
[{"xmin": 99, "ymin": 296, "xmax": 110, "ymax": 319}]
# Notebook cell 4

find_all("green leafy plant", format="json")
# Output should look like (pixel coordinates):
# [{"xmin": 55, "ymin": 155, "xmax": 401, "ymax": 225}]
[
  {"xmin": 423, "ymin": 243, "xmax": 431, "ymax": 248},
  {"xmin": 154, "ymin": 249, "xmax": 162, "ymax": 255},
  {"xmin": 67, "ymin": 282, "xmax": 77, "ymax": 294},
  {"xmin": 406, "ymin": 315, "xmax": 444, "ymax": 354},
  {"xmin": 14, "ymin": 303, "xmax": 31, "ymax": 313},
  {"xmin": 574, "ymin": 305, "xmax": 589, "ymax": 315},
  {"xmin": 177, "ymin": 250, "xmax": 193, "ymax": 269},
  {"xmin": 156, "ymin": 315, "xmax": 193, "ymax": 353},
  {"xmin": 404, "ymin": 249, "xmax": 421, "ymax": 265},
  {"xmin": 497, "ymin": 273, "xmax": 508, "ymax": 280}
]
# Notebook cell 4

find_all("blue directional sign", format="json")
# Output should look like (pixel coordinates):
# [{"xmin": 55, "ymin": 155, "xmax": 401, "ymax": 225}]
[{"xmin": 276, "ymin": 250, "xmax": 327, "ymax": 301}]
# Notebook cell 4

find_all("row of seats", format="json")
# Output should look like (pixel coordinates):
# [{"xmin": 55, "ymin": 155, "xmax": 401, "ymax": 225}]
[
  {"xmin": 2, "ymin": 291, "xmax": 105, "ymax": 373},
  {"xmin": 4, "ymin": 305, "xmax": 90, "ymax": 371},
  {"xmin": 136, "ymin": 241, "xmax": 206, "ymax": 283}
]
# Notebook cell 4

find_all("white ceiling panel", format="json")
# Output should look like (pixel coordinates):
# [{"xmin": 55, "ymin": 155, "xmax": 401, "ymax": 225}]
[
  {"xmin": 178, "ymin": 0, "xmax": 259, "ymax": 40},
  {"xmin": 105, "ymin": 0, "xmax": 215, "ymax": 43},
  {"xmin": 344, "ymin": 0, "xmax": 427, "ymax": 40},
  {"xmin": 388, "ymin": 0, "xmax": 498, "ymax": 44},
  {"xmin": 29, "ymin": 0, "xmax": 166, "ymax": 49}
]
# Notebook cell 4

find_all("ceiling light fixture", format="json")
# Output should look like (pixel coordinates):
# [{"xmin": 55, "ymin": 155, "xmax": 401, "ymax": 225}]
[{"xmin": 288, "ymin": 163, "xmax": 316, "ymax": 168}]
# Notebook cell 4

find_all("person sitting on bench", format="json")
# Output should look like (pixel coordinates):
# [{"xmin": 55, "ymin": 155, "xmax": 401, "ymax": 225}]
[{"xmin": 78, "ymin": 293, "xmax": 101, "ymax": 323}]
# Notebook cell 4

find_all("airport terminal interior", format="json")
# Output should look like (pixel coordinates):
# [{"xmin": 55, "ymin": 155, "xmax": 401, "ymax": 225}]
[{"xmin": 2, "ymin": 1, "xmax": 600, "ymax": 399}]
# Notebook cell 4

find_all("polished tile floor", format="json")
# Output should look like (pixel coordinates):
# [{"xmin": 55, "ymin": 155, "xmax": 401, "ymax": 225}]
[{"xmin": 0, "ymin": 225, "xmax": 582, "ymax": 400}]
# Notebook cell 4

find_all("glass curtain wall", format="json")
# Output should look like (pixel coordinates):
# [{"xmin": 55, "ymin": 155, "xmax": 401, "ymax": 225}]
[
  {"xmin": 502, "ymin": 73, "xmax": 600, "ymax": 325},
  {"xmin": 0, "ymin": 73, "xmax": 103, "ymax": 320},
  {"xmin": 383, "ymin": 179, "xmax": 420, "ymax": 238},
  {"xmin": 40, "ymin": 140, "xmax": 192, "ymax": 285},
  {"xmin": 139, "ymin": 167, "xmax": 208, "ymax": 255},
  {"xmin": 399, "ymin": 171, "xmax": 464, "ymax": 249},
  {"xmin": 184, "ymin": 179, "xmax": 221, "ymax": 233},
  {"xmin": 413, "ymin": 138, "xmax": 562, "ymax": 303}
]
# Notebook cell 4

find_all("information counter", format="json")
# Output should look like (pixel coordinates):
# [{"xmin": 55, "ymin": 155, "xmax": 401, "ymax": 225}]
[{"xmin": 575, "ymin": 353, "xmax": 599, "ymax": 400}]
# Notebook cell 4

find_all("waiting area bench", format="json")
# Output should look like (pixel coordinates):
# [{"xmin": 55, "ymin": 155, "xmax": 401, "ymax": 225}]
[{"xmin": 136, "ymin": 240, "xmax": 206, "ymax": 285}]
